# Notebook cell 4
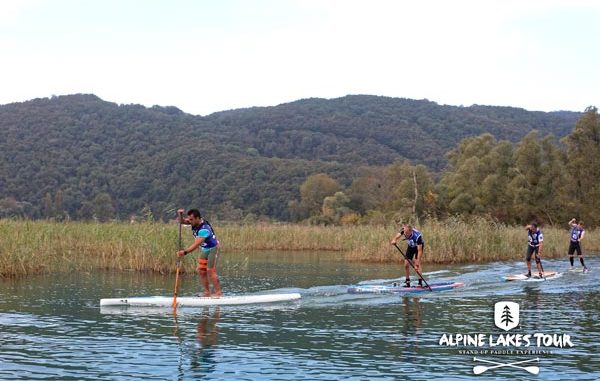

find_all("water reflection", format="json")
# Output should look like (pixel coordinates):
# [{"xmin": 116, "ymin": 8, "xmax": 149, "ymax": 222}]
[
  {"xmin": 1, "ymin": 255, "xmax": 598, "ymax": 381},
  {"xmin": 523, "ymin": 284, "xmax": 542, "ymax": 331},
  {"xmin": 196, "ymin": 307, "xmax": 220, "ymax": 348},
  {"xmin": 191, "ymin": 307, "xmax": 220, "ymax": 377},
  {"xmin": 401, "ymin": 296, "xmax": 422, "ymax": 333},
  {"xmin": 171, "ymin": 307, "xmax": 221, "ymax": 380}
]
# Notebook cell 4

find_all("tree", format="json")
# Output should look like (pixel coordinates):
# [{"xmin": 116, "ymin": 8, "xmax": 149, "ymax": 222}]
[
  {"xmin": 0, "ymin": 197, "xmax": 36, "ymax": 218},
  {"xmin": 347, "ymin": 166, "xmax": 392, "ymax": 214},
  {"xmin": 322, "ymin": 191, "xmax": 353, "ymax": 223},
  {"xmin": 299, "ymin": 173, "xmax": 341, "ymax": 217},
  {"xmin": 42, "ymin": 192, "xmax": 54, "ymax": 218},
  {"xmin": 438, "ymin": 134, "xmax": 515, "ymax": 220},
  {"xmin": 91, "ymin": 193, "xmax": 115, "ymax": 222},
  {"xmin": 510, "ymin": 131, "xmax": 573, "ymax": 224},
  {"xmin": 388, "ymin": 162, "xmax": 436, "ymax": 222},
  {"xmin": 54, "ymin": 190, "xmax": 64, "ymax": 219},
  {"xmin": 562, "ymin": 107, "xmax": 600, "ymax": 225}
]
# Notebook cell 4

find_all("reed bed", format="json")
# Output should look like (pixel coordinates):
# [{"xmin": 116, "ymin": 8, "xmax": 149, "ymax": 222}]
[
  {"xmin": 345, "ymin": 218, "xmax": 599, "ymax": 264},
  {"xmin": 0, "ymin": 219, "xmax": 597, "ymax": 277}
]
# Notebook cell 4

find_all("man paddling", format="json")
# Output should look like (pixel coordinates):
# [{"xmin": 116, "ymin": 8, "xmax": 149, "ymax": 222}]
[
  {"xmin": 391, "ymin": 224, "xmax": 424, "ymax": 287},
  {"xmin": 568, "ymin": 218, "xmax": 588, "ymax": 272},
  {"xmin": 177, "ymin": 209, "xmax": 222, "ymax": 297},
  {"xmin": 525, "ymin": 223, "xmax": 544, "ymax": 278}
]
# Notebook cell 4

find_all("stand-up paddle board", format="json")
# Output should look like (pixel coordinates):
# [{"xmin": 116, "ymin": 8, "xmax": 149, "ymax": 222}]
[
  {"xmin": 347, "ymin": 282, "xmax": 464, "ymax": 294},
  {"xmin": 100, "ymin": 293, "xmax": 301, "ymax": 307},
  {"xmin": 502, "ymin": 271, "xmax": 560, "ymax": 282},
  {"xmin": 567, "ymin": 267, "xmax": 590, "ymax": 273}
]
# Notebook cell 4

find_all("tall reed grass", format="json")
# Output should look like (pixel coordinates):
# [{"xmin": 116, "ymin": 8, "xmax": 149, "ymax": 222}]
[
  {"xmin": 0, "ymin": 219, "xmax": 597, "ymax": 277},
  {"xmin": 345, "ymin": 218, "xmax": 599, "ymax": 264}
]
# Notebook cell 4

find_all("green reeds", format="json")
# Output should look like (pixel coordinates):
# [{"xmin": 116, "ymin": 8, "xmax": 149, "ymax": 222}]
[
  {"xmin": 0, "ymin": 219, "xmax": 597, "ymax": 277},
  {"xmin": 346, "ymin": 218, "xmax": 599, "ymax": 264}
]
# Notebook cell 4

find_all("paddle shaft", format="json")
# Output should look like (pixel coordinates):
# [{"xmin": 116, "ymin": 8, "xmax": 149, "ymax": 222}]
[
  {"xmin": 172, "ymin": 215, "xmax": 183, "ymax": 309},
  {"xmin": 474, "ymin": 357, "xmax": 539, "ymax": 366},
  {"xmin": 536, "ymin": 253, "xmax": 546, "ymax": 281},
  {"xmin": 172, "ymin": 259, "xmax": 181, "ymax": 308},
  {"xmin": 473, "ymin": 364, "xmax": 539, "ymax": 375},
  {"xmin": 393, "ymin": 243, "xmax": 432, "ymax": 291},
  {"xmin": 473, "ymin": 357, "xmax": 539, "ymax": 374}
]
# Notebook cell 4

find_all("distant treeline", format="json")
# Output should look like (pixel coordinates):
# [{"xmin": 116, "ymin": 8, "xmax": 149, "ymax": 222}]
[
  {"xmin": 298, "ymin": 106, "xmax": 600, "ymax": 227},
  {"xmin": 0, "ymin": 94, "xmax": 596, "ymax": 225}
]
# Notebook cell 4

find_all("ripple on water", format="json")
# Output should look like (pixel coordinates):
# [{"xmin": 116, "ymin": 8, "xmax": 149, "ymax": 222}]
[{"xmin": 1, "ymin": 256, "xmax": 599, "ymax": 380}]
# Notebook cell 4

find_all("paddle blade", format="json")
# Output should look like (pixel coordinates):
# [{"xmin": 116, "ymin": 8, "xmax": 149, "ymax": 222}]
[
  {"xmin": 472, "ymin": 365, "xmax": 488, "ymax": 375},
  {"xmin": 524, "ymin": 366, "xmax": 540, "ymax": 375}
]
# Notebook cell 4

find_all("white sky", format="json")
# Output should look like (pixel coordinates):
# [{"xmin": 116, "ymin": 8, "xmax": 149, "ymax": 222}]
[{"xmin": 0, "ymin": 0, "xmax": 598, "ymax": 115}]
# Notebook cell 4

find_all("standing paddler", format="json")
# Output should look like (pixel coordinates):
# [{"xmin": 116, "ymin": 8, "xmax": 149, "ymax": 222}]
[
  {"xmin": 391, "ymin": 224, "xmax": 425, "ymax": 287},
  {"xmin": 525, "ymin": 222, "xmax": 544, "ymax": 278},
  {"xmin": 176, "ymin": 208, "xmax": 222, "ymax": 297},
  {"xmin": 568, "ymin": 218, "xmax": 588, "ymax": 272}
]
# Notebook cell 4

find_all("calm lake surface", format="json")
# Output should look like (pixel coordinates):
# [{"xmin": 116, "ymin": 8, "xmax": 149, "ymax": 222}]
[{"xmin": 1, "ymin": 251, "xmax": 599, "ymax": 380}]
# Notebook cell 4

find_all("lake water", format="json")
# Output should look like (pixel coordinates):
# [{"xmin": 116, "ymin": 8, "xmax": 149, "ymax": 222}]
[{"xmin": 1, "ymin": 251, "xmax": 599, "ymax": 380}]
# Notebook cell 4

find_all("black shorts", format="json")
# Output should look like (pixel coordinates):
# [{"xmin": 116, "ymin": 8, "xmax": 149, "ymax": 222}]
[
  {"xmin": 568, "ymin": 242, "xmax": 582, "ymax": 256},
  {"xmin": 405, "ymin": 245, "xmax": 423, "ymax": 260},
  {"xmin": 526, "ymin": 245, "xmax": 540, "ymax": 261}
]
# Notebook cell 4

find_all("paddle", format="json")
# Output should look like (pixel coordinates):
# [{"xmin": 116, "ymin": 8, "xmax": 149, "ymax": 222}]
[
  {"xmin": 172, "ymin": 258, "xmax": 182, "ymax": 309},
  {"xmin": 537, "ymin": 253, "xmax": 546, "ymax": 281},
  {"xmin": 393, "ymin": 243, "xmax": 432, "ymax": 291},
  {"xmin": 172, "ymin": 212, "xmax": 183, "ymax": 309},
  {"xmin": 473, "ymin": 357, "xmax": 539, "ymax": 375}
]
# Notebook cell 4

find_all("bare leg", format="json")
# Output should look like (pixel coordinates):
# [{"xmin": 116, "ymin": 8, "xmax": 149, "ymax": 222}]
[
  {"xmin": 199, "ymin": 269, "xmax": 211, "ymax": 297},
  {"xmin": 208, "ymin": 269, "xmax": 222, "ymax": 297},
  {"xmin": 414, "ymin": 258, "xmax": 422, "ymax": 286},
  {"xmin": 414, "ymin": 258, "xmax": 421, "ymax": 274}
]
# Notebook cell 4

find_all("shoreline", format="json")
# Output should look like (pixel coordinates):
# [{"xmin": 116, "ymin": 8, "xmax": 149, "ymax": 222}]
[{"xmin": 1, "ymin": 219, "xmax": 597, "ymax": 277}]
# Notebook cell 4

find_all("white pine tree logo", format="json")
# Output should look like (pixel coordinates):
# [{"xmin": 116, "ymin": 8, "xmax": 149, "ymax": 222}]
[
  {"xmin": 501, "ymin": 305, "xmax": 513, "ymax": 327},
  {"xmin": 494, "ymin": 302, "xmax": 519, "ymax": 331}
]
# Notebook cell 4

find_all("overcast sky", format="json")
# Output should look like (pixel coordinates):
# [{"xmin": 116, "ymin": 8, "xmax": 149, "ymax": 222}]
[{"xmin": 0, "ymin": 0, "xmax": 598, "ymax": 115}]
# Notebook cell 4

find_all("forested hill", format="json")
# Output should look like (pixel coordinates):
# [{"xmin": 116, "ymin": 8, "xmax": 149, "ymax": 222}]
[
  {"xmin": 0, "ymin": 94, "xmax": 581, "ymax": 220},
  {"xmin": 207, "ymin": 96, "xmax": 580, "ymax": 168}
]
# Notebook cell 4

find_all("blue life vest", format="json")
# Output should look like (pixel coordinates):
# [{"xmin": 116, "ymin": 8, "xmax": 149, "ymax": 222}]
[
  {"xmin": 405, "ymin": 228, "xmax": 423, "ymax": 248},
  {"xmin": 192, "ymin": 221, "xmax": 218, "ymax": 251},
  {"xmin": 570, "ymin": 226, "xmax": 583, "ymax": 243},
  {"xmin": 528, "ymin": 228, "xmax": 543, "ymax": 247}
]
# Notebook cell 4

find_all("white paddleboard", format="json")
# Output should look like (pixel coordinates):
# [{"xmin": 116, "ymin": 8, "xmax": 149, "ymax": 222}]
[
  {"xmin": 502, "ymin": 271, "xmax": 560, "ymax": 282},
  {"xmin": 100, "ymin": 293, "xmax": 301, "ymax": 307}
]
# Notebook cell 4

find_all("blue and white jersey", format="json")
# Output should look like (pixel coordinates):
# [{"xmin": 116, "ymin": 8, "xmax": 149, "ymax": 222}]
[
  {"xmin": 403, "ymin": 228, "xmax": 424, "ymax": 248},
  {"xmin": 192, "ymin": 221, "xmax": 218, "ymax": 252},
  {"xmin": 528, "ymin": 228, "xmax": 543, "ymax": 247},
  {"xmin": 570, "ymin": 226, "xmax": 584, "ymax": 243}
]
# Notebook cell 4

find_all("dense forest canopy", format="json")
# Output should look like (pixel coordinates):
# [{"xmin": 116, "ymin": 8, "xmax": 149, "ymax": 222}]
[{"xmin": 1, "ymin": 93, "xmax": 595, "ymax": 225}]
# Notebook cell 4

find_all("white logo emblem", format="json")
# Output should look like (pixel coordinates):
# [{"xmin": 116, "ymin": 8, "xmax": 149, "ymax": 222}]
[{"xmin": 494, "ymin": 302, "xmax": 519, "ymax": 331}]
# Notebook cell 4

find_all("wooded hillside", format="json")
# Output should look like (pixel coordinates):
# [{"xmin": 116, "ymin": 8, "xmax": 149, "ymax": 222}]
[{"xmin": 0, "ymin": 94, "xmax": 586, "ymax": 222}]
